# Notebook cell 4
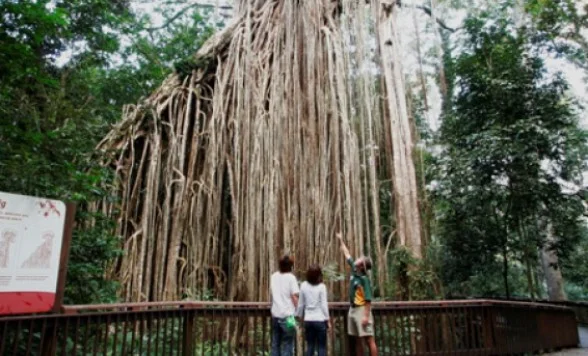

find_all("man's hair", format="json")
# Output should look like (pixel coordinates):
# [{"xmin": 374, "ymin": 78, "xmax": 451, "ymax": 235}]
[
  {"xmin": 359, "ymin": 256, "xmax": 372, "ymax": 272},
  {"xmin": 279, "ymin": 255, "xmax": 294, "ymax": 273},
  {"xmin": 306, "ymin": 264, "xmax": 322, "ymax": 285}
]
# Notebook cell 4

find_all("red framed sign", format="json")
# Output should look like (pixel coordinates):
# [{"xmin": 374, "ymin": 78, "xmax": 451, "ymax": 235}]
[{"xmin": 0, "ymin": 192, "xmax": 74, "ymax": 315}]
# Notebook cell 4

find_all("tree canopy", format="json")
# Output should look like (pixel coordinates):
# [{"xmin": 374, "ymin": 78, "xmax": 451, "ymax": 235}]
[
  {"xmin": 0, "ymin": 0, "xmax": 216, "ymax": 303},
  {"xmin": 436, "ymin": 14, "xmax": 587, "ymax": 298}
]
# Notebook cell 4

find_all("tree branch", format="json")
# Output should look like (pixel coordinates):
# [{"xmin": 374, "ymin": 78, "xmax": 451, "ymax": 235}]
[
  {"xmin": 145, "ymin": 1, "xmax": 457, "ymax": 34},
  {"xmin": 143, "ymin": 2, "xmax": 233, "ymax": 32},
  {"xmin": 396, "ymin": 1, "xmax": 456, "ymax": 32},
  {"xmin": 416, "ymin": 5, "xmax": 455, "ymax": 32}
]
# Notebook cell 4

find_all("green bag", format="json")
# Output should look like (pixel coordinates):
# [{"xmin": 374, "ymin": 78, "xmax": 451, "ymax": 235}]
[{"xmin": 285, "ymin": 315, "xmax": 297, "ymax": 331}]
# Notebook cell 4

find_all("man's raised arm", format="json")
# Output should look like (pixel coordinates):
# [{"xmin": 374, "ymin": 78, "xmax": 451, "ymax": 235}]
[{"xmin": 336, "ymin": 232, "xmax": 351, "ymax": 260}]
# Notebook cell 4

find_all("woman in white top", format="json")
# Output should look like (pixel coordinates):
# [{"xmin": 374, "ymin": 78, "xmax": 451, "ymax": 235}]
[{"xmin": 296, "ymin": 264, "xmax": 331, "ymax": 356}]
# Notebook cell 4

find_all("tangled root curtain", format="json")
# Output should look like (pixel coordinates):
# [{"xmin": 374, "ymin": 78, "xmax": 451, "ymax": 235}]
[{"xmin": 96, "ymin": 0, "xmax": 423, "ymax": 302}]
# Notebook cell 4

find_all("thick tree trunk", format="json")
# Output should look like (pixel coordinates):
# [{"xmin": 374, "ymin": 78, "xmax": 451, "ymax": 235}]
[
  {"xmin": 375, "ymin": 0, "xmax": 423, "ymax": 259},
  {"xmin": 541, "ymin": 224, "xmax": 567, "ymax": 301},
  {"xmin": 430, "ymin": 0, "xmax": 448, "ymax": 100}
]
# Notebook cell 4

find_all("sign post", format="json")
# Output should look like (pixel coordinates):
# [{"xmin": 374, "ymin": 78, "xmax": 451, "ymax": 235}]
[
  {"xmin": 0, "ymin": 192, "xmax": 74, "ymax": 315},
  {"xmin": 52, "ymin": 202, "xmax": 75, "ymax": 313}
]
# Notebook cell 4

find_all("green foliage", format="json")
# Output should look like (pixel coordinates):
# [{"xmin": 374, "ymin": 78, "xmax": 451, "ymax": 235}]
[
  {"xmin": 387, "ymin": 246, "xmax": 441, "ymax": 301},
  {"xmin": 65, "ymin": 210, "xmax": 123, "ymax": 304},
  {"xmin": 0, "ymin": 0, "xmax": 132, "ymax": 86},
  {"xmin": 321, "ymin": 262, "xmax": 347, "ymax": 283},
  {"xmin": 436, "ymin": 14, "xmax": 587, "ymax": 299},
  {"xmin": 0, "ymin": 0, "xmax": 132, "ymax": 304},
  {"xmin": 0, "ymin": 1, "xmax": 216, "ymax": 304},
  {"xmin": 107, "ymin": 5, "xmax": 217, "ymax": 108},
  {"xmin": 561, "ymin": 226, "xmax": 588, "ymax": 300},
  {"xmin": 525, "ymin": 0, "xmax": 588, "ymax": 70},
  {"xmin": 175, "ymin": 55, "xmax": 216, "ymax": 78},
  {"xmin": 182, "ymin": 287, "xmax": 218, "ymax": 301}
]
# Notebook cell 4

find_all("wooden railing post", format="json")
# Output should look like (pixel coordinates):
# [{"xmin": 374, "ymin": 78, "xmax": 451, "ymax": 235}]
[
  {"xmin": 482, "ymin": 305, "xmax": 496, "ymax": 353},
  {"xmin": 40, "ymin": 319, "xmax": 58, "ymax": 356},
  {"xmin": 183, "ymin": 310, "xmax": 194, "ymax": 356}
]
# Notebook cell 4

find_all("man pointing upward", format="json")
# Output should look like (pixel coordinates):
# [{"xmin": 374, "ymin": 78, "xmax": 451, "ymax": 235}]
[{"xmin": 337, "ymin": 232, "xmax": 378, "ymax": 356}]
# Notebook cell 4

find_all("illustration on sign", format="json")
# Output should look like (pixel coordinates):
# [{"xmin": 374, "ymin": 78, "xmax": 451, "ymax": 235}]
[
  {"xmin": 0, "ymin": 229, "xmax": 16, "ymax": 268},
  {"xmin": 38, "ymin": 200, "xmax": 61, "ymax": 218},
  {"xmin": 21, "ymin": 231, "xmax": 54, "ymax": 269}
]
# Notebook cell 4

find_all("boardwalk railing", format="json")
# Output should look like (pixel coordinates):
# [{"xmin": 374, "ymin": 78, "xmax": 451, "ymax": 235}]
[
  {"xmin": 0, "ymin": 299, "xmax": 579, "ymax": 355},
  {"xmin": 540, "ymin": 300, "xmax": 588, "ymax": 325},
  {"xmin": 478, "ymin": 296, "xmax": 588, "ymax": 325}
]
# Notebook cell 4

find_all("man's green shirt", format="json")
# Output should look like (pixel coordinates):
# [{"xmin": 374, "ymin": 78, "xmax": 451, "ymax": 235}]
[{"xmin": 347, "ymin": 257, "xmax": 372, "ymax": 307}]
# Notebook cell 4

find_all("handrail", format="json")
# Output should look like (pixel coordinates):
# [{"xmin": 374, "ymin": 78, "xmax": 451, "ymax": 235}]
[
  {"xmin": 61, "ymin": 300, "xmax": 270, "ymax": 314},
  {"xmin": 57, "ymin": 298, "xmax": 573, "ymax": 314},
  {"xmin": 466, "ymin": 296, "xmax": 588, "ymax": 324}
]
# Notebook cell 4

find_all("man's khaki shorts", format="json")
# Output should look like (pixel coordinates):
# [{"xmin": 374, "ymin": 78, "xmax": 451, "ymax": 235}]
[{"xmin": 347, "ymin": 306, "xmax": 374, "ymax": 337}]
